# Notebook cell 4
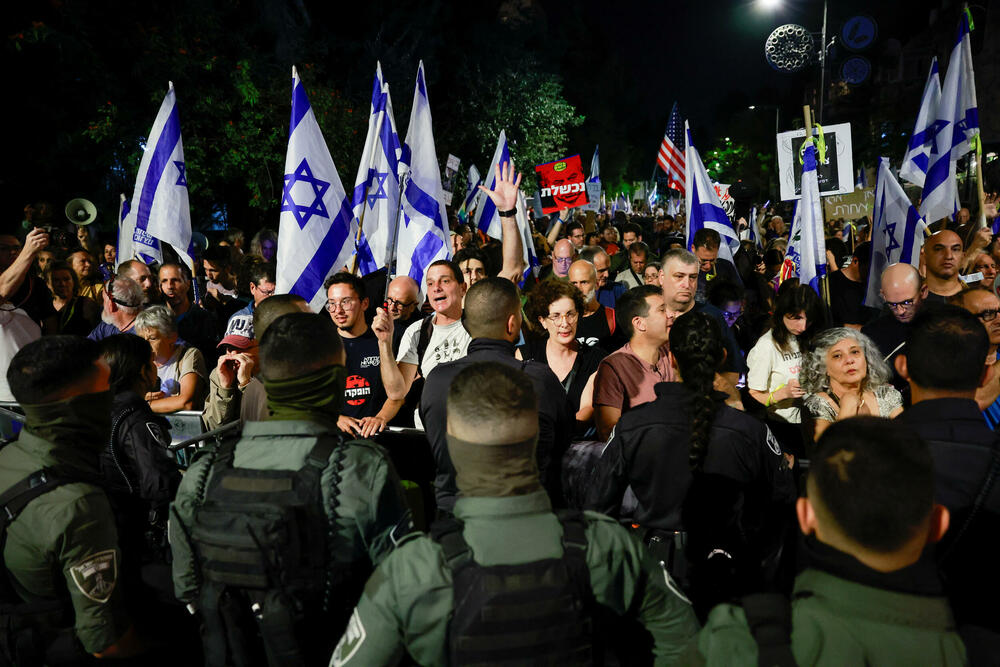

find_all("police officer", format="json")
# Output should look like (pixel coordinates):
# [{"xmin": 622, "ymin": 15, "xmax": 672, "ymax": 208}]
[
  {"xmin": 585, "ymin": 311, "xmax": 796, "ymax": 618},
  {"xmin": 169, "ymin": 312, "xmax": 410, "ymax": 665},
  {"xmin": 329, "ymin": 362, "xmax": 699, "ymax": 666},
  {"xmin": 684, "ymin": 418, "xmax": 964, "ymax": 665},
  {"xmin": 2, "ymin": 336, "xmax": 141, "ymax": 660}
]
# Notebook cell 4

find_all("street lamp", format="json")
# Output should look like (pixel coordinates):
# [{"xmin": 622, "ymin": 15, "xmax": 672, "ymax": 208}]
[{"xmin": 761, "ymin": 0, "xmax": 832, "ymax": 122}]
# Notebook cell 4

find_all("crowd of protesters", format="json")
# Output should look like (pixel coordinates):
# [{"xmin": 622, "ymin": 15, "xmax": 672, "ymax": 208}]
[{"xmin": 1, "ymin": 167, "xmax": 999, "ymax": 665}]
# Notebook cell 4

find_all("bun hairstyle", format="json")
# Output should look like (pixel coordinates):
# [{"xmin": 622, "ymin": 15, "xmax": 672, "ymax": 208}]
[{"xmin": 670, "ymin": 310, "xmax": 725, "ymax": 470}]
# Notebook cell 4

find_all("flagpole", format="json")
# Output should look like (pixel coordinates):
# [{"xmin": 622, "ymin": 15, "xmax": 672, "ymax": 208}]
[
  {"xmin": 976, "ymin": 140, "xmax": 987, "ymax": 229},
  {"xmin": 803, "ymin": 104, "xmax": 831, "ymax": 308},
  {"xmin": 383, "ymin": 169, "xmax": 410, "ymax": 302}
]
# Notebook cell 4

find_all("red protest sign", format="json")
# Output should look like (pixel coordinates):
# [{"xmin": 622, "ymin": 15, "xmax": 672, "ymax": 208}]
[{"xmin": 535, "ymin": 154, "xmax": 589, "ymax": 214}]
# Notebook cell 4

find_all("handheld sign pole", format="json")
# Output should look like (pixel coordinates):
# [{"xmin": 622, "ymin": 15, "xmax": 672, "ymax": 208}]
[{"xmin": 383, "ymin": 169, "xmax": 410, "ymax": 302}]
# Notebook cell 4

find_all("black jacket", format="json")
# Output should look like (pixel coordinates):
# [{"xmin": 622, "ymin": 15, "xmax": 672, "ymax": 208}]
[
  {"xmin": 898, "ymin": 398, "xmax": 1000, "ymax": 652},
  {"xmin": 419, "ymin": 338, "xmax": 572, "ymax": 512},
  {"xmin": 102, "ymin": 392, "xmax": 180, "ymax": 507},
  {"xmin": 585, "ymin": 382, "xmax": 796, "ymax": 532}
]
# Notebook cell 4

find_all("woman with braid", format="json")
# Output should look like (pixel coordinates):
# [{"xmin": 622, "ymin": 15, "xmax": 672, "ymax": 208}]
[{"xmin": 585, "ymin": 310, "xmax": 796, "ymax": 618}]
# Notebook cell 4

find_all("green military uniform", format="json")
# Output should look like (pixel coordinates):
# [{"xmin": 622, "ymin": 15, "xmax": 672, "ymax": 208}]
[
  {"xmin": 169, "ymin": 419, "xmax": 409, "ymax": 606},
  {"xmin": 0, "ymin": 430, "xmax": 131, "ymax": 654},
  {"xmin": 330, "ymin": 490, "xmax": 700, "ymax": 666},
  {"xmin": 682, "ymin": 568, "xmax": 967, "ymax": 666}
]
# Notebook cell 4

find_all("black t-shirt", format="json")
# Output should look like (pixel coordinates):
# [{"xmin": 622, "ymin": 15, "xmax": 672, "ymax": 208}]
[
  {"xmin": 9, "ymin": 274, "xmax": 55, "ymax": 325},
  {"xmin": 341, "ymin": 327, "xmax": 388, "ymax": 419},
  {"xmin": 576, "ymin": 305, "xmax": 625, "ymax": 352},
  {"xmin": 861, "ymin": 311, "xmax": 911, "ymax": 402},
  {"xmin": 828, "ymin": 270, "xmax": 877, "ymax": 326}
]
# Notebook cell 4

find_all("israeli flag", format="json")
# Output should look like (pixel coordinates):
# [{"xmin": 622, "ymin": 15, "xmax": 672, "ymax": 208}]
[
  {"xmin": 684, "ymin": 122, "xmax": 739, "ymax": 262},
  {"xmin": 397, "ymin": 61, "xmax": 450, "ymax": 288},
  {"xmin": 276, "ymin": 67, "xmax": 357, "ymax": 311},
  {"xmin": 666, "ymin": 195, "xmax": 679, "ymax": 219},
  {"xmin": 114, "ymin": 194, "xmax": 133, "ymax": 269},
  {"xmin": 588, "ymin": 145, "xmax": 600, "ymax": 183},
  {"xmin": 516, "ymin": 190, "xmax": 541, "ymax": 284},
  {"xmin": 865, "ymin": 158, "xmax": 929, "ymax": 308},
  {"xmin": 458, "ymin": 164, "xmax": 482, "ymax": 223},
  {"xmin": 784, "ymin": 142, "xmax": 827, "ymax": 295},
  {"xmin": 351, "ymin": 62, "xmax": 401, "ymax": 276},
  {"xmin": 647, "ymin": 182, "xmax": 657, "ymax": 210},
  {"xmin": 474, "ymin": 130, "xmax": 511, "ymax": 239},
  {"xmin": 920, "ymin": 13, "xmax": 979, "ymax": 224},
  {"xmin": 899, "ymin": 58, "xmax": 941, "ymax": 188}
]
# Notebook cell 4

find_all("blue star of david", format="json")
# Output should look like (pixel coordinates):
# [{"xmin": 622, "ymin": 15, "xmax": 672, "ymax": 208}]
[
  {"xmin": 367, "ymin": 172, "xmax": 389, "ymax": 209},
  {"xmin": 282, "ymin": 158, "xmax": 331, "ymax": 229},
  {"xmin": 174, "ymin": 161, "xmax": 187, "ymax": 187},
  {"xmin": 885, "ymin": 222, "xmax": 900, "ymax": 256}
]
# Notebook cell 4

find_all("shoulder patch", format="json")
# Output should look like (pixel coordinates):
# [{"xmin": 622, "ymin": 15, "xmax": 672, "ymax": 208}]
[
  {"xmin": 764, "ymin": 426, "xmax": 782, "ymax": 456},
  {"xmin": 331, "ymin": 608, "xmax": 367, "ymax": 666},
  {"xmin": 69, "ymin": 549, "xmax": 118, "ymax": 603}
]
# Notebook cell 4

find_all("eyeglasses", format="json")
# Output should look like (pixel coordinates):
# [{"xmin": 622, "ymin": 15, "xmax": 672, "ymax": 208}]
[
  {"xmin": 385, "ymin": 297, "xmax": 416, "ymax": 309},
  {"xmin": 325, "ymin": 297, "xmax": 358, "ymax": 312},
  {"xmin": 254, "ymin": 284, "xmax": 275, "ymax": 298},
  {"xmin": 976, "ymin": 308, "xmax": 1000, "ymax": 322},
  {"xmin": 553, "ymin": 256, "xmax": 573, "ymax": 265},
  {"xmin": 722, "ymin": 309, "xmax": 743, "ymax": 321},
  {"xmin": 884, "ymin": 298, "xmax": 916, "ymax": 311},
  {"xmin": 545, "ymin": 311, "xmax": 578, "ymax": 324}
]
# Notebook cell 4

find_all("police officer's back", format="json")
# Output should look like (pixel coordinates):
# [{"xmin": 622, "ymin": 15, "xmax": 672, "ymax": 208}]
[
  {"xmin": 1, "ymin": 336, "xmax": 140, "ymax": 661},
  {"xmin": 330, "ymin": 362, "xmax": 699, "ymax": 666},
  {"xmin": 684, "ymin": 418, "xmax": 965, "ymax": 666},
  {"xmin": 169, "ymin": 313, "xmax": 410, "ymax": 666}
]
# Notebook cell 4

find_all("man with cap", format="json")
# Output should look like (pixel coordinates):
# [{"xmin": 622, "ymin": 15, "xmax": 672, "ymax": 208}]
[
  {"xmin": 201, "ymin": 294, "xmax": 311, "ymax": 429},
  {"xmin": 330, "ymin": 362, "xmax": 699, "ymax": 666}
]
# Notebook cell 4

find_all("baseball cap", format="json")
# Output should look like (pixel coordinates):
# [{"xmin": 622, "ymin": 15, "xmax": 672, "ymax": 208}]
[{"xmin": 218, "ymin": 313, "xmax": 254, "ymax": 349}]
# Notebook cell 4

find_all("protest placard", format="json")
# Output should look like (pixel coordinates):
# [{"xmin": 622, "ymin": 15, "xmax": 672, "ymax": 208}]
[
  {"xmin": 535, "ymin": 154, "xmax": 589, "ymax": 214},
  {"xmin": 776, "ymin": 123, "xmax": 854, "ymax": 201},
  {"xmin": 823, "ymin": 187, "xmax": 875, "ymax": 219}
]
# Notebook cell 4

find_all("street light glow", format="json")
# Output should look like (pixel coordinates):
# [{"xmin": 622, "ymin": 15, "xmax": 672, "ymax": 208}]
[
  {"xmin": 748, "ymin": 105, "xmax": 756, "ymax": 110},
  {"xmin": 757, "ymin": 0, "xmax": 781, "ymax": 9}
]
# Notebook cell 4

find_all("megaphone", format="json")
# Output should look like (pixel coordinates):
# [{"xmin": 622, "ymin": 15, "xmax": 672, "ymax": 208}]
[{"xmin": 65, "ymin": 198, "xmax": 97, "ymax": 226}]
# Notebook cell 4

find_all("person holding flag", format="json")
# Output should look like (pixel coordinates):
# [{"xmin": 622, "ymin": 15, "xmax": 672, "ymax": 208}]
[
  {"xmin": 782, "ymin": 135, "xmax": 827, "ymax": 296},
  {"xmin": 276, "ymin": 67, "xmax": 357, "ymax": 312},
  {"xmin": 683, "ymin": 122, "xmax": 740, "ymax": 264}
]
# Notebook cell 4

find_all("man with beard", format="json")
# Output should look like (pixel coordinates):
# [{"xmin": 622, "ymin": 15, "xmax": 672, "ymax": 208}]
[
  {"xmin": 580, "ymin": 246, "xmax": 628, "ymax": 309},
  {"xmin": 86, "ymin": 275, "xmax": 144, "ymax": 341},
  {"xmin": 158, "ymin": 263, "xmax": 219, "ymax": 364},
  {"xmin": 569, "ymin": 259, "xmax": 624, "ymax": 351},
  {"xmin": 949, "ymin": 287, "xmax": 1000, "ymax": 425},
  {"xmin": 117, "ymin": 259, "xmax": 161, "ymax": 306},
  {"xmin": 923, "ymin": 230, "xmax": 965, "ymax": 302},
  {"xmin": 862, "ymin": 263, "xmax": 927, "ymax": 401}
]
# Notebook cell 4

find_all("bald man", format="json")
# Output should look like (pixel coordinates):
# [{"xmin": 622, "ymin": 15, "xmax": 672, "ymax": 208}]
[
  {"xmin": 569, "ymin": 260, "xmax": 623, "ymax": 351},
  {"xmin": 549, "ymin": 239, "xmax": 576, "ymax": 279},
  {"xmin": 862, "ymin": 263, "xmax": 928, "ymax": 402},
  {"xmin": 923, "ymin": 230, "xmax": 965, "ymax": 301},
  {"xmin": 385, "ymin": 275, "xmax": 423, "ymax": 354}
]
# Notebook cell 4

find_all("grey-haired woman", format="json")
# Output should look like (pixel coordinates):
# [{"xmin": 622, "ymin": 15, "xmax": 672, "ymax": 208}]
[{"xmin": 800, "ymin": 327, "xmax": 903, "ymax": 439}]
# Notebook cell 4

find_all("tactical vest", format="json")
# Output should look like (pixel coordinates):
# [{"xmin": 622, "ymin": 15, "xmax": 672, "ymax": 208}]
[
  {"xmin": 0, "ymin": 467, "xmax": 95, "ymax": 666},
  {"xmin": 190, "ymin": 435, "xmax": 347, "ymax": 667},
  {"xmin": 431, "ymin": 510, "xmax": 594, "ymax": 666}
]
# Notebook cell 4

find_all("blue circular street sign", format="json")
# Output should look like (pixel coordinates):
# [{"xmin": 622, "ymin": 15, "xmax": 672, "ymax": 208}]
[
  {"xmin": 841, "ymin": 56, "xmax": 871, "ymax": 85},
  {"xmin": 841, "ymin": 15, "xmax": 877, "ymax": 51}
]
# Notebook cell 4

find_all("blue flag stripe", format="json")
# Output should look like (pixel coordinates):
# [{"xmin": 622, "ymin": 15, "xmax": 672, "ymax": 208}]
[
  {"xmin": 289, "ymin": 197, "xmax": 354, "ymax": 300},
  {"xmin": 135, "ymin": 104, "xmax": 181, "ymax": 234},
  {"xmin": 289, "ymin": 80, "xmax": 311, "ymax": 135},
  {"xmin": 405, "ymin": 179, "xmax": 447, "ymax": 232}
]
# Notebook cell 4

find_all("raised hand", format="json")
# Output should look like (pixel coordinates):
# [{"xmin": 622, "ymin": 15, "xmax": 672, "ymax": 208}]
[{"xmin": 478, "ymin": 160, "xmax": 522, "ymax": 213}]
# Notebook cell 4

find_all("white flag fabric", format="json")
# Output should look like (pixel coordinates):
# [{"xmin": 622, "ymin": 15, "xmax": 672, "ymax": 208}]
[
  {"xmin": 276, "ymin": 67, "xmax": 357, "ymax": 311},
  {"xmin": 647, "ymin": 182, "xmax": 657, "ymax": 210},
  {"xmin": 114, "ymin": 194, "xmax": 140, "ymax": 269},
  {"xmin": 899, "ymin": 58, "xmax": 941, "ymax": 188},
  {"xmin": 473, "ymin": 130, "xmax": 511, "ymax": 240},
  {"xmin": 460, "ymin": 164, "xmax": 482, "ymax": 219},
  {"xmin": 397, "ymin": 61, "xmax": 450, "ymax": 288},
  {"xmin": 783, "ymin": 142, "xmax": 827, "ymax": 294},
  {"xmin": 920, "ymin": 13, "xmax": 979, "ymax": 224},
  {"xmin": 515, "ymin": 190, "xmax": 541, "ymax": 284},
  {"xmin": 120, "ymin": 84, "xmax": 198, "ymax": 268},
  {"xmin": 684, "ymin": 122, "xmax": 738, "ymax": 262},
  {"xmin": 351, "ymin": 62, "xmax": 401, "ymax": 276},
  {"xmin": 588, "ymin": 145, "xmax": 600, "ymax": 183},
  {"xmin": 865, "ymin": 158, "xmax": 928, "ymax": 307}
]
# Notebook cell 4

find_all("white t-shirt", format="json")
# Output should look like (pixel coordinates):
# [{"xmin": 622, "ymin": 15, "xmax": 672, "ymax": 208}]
[
  {"xmin": 0, "ymin": 308, "xmax": 41, "ymax": 402},
  {"xmin": 397, "ymin": 316, "xmax": 472, "ymax": 379},
  {"xmin": 746, "ymin": 329, "xmax": 802, "ymax": 424},
  {"xmin": 397, "ymin": 315, "xmax": 471, "ymax": 429}
]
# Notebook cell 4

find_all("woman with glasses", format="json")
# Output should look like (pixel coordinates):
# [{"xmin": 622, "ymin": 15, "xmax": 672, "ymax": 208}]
[
  {"xmin": 800, "ymin": 328, "xmax": 903, "ymax": 440},
  {"xmin": 520, "ymin": 280, "xmax": 607, "ymax": 433},
  {"xmin": 746, "ymin": 282, "xmax": 824, "ymax": 458},
  {"xmin": 45, "ymin": 260, "xmax": 99, "ymax": 335},
  {"xmin": 135, "ymin": 305, "xmax": 207, "ymax": 414}
]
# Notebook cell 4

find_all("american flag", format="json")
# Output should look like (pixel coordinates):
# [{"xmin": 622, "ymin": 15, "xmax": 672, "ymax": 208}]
[{"xmin": 657, "ymin": 103, "xmax": 686, "ymax": 195}]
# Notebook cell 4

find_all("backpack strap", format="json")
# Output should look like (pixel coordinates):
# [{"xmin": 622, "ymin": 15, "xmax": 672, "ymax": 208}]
[
  {"xmin": 556, "ymin": 510, "xmax": 588, "ymax": 559},
  {"xmin": 430, "ymin": 517, "xmax": 474, "ymax": 573},
  {"xmin": 415, "ymin": 314, "xmax": 436, "ymax": 372},
  {"xmin": 740, "ymin": 593, "xmax": 797, "ymax": 667},
  {"xmin": 605, "ymin": 306, "xmax": 615, "ymax": 335}
]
